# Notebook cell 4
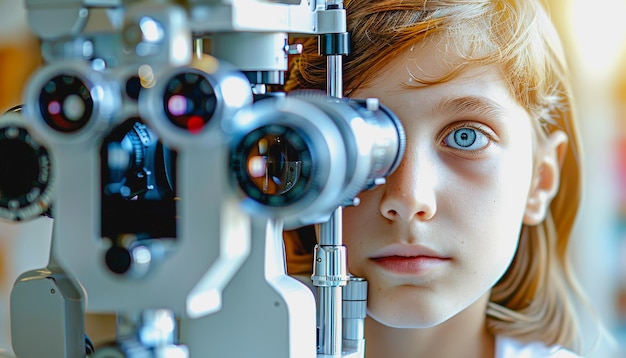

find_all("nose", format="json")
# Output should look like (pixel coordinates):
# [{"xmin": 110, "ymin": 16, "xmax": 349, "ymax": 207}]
[{"xmin": 379, "ymin": 149, "xmax": 437, "ymax": 221}]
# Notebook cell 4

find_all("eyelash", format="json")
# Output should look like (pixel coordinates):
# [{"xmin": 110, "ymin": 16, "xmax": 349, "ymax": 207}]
[{"xmin": 441, "ymin": 122, "xmax": 495, "ymax": 152}]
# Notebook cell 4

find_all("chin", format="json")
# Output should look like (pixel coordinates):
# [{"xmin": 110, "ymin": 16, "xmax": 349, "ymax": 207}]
[{"xmin": 366, "ymin": 302, "xmax": 457, "ymax": 329}]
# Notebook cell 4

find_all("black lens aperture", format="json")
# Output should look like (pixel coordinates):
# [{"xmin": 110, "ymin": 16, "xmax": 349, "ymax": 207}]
[{"xmin": 0, "ymin": 126, "xmax": 51, "ymax": 220}]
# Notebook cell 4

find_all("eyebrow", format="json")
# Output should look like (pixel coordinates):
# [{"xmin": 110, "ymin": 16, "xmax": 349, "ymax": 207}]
[{"xmin": 435, "ymin": 95, "xmax": 506, "ymax": 119}]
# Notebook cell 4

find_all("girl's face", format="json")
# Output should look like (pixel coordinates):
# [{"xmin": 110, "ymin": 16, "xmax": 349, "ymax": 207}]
[{"xmin": 346, "ymin": 43, "xmax": 537, "ymax": 328}]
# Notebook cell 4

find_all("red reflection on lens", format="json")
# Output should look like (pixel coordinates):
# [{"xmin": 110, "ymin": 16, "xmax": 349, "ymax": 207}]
[{"xmin": 187, "ymin": 115, "xmax": 204, "ymax": 134}]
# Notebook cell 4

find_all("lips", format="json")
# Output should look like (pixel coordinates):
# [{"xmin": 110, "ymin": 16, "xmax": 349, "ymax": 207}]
[{"xmin": 370, "ymin": 244, "xmax": 451, "ymax": 275}]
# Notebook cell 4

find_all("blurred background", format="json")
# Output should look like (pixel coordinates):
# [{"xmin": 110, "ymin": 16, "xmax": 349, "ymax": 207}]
[{"xmin": 0, "ymin": 0, "xmax": 625, "ymax": 357}]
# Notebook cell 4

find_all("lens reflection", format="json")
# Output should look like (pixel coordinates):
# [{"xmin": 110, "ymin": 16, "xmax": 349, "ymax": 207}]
[
  {"xmin": 245, "ymin": 133, "xmax": 301, "ymax": 195},
  {"xmin": 233, "ymin": 125, "xmax": 312, "ymax": 206}
]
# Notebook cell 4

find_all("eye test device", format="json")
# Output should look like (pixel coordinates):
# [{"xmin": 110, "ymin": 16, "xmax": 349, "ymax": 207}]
[
  {"xmin": 10, "ymin": 1, "xmax": 249, "ymax": 357},
  {"xmin": 4, "ymin": 0, "xmax": 405, "ymax": 357}
]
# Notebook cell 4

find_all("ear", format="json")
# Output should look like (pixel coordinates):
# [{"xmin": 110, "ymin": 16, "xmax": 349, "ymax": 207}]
[{"xmin": 523, "ymin": 130, "xmax": 568, "ymax": 226}]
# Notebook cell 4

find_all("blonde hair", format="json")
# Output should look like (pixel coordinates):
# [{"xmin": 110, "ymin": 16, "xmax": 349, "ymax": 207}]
[{"xmin": 286, "ymin": 0, "xmax": 584, "ymax": 352}]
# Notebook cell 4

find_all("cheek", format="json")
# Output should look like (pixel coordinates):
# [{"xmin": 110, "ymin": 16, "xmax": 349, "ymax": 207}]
[
  {"xmin": 472, "ymin": 221, "xmax": 521, "ymax": 279},
  {"xmin": 461, "ymin": 159, "xmax": 533, "ymax": 280}
]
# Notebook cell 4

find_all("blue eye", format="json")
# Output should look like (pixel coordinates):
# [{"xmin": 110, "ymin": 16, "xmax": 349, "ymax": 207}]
[{"xmin": 444, "ymin": 127, "xmax": 490, "ymax": 150}]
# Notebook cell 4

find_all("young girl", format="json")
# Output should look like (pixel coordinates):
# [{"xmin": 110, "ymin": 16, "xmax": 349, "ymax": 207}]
[{"xmin": 284, "ymin": 0, "xmax": 587, "ymax": 357}]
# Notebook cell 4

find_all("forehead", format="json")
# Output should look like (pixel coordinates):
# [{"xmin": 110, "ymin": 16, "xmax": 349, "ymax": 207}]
[
  {"xmin": 355, "ymin": 61, "xmax": 522, "ymax": 119},
  {"xmin": 356, "ymin": 41, "xmax": 496, "ymax": 100},
  {"xmin": 370, "ymin": 35, "xmax": 501, "ymax": 90}
]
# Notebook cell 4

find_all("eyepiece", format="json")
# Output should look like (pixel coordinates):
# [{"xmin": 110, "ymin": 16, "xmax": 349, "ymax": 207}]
[
  {"xmin": 0, "ymin": 111, "xmax": 53, "ymax": 221},
  {"xmin": 162, "ymin": 71, "xmax": 217, "ymax": 134},
  {"xmin": 228, "ymin": 92, "xmax": 405, "ymax": 228},
  {"xmin": 24, "ymin": 60, "xmax": 120, "ymax": 143},
  {"xmin": 231, "ymin": 124, "xmax": 313, "ymax": 207},
  {"xmin": 38, "ymin": 74, "xmax": 94, "ymax": 133}
]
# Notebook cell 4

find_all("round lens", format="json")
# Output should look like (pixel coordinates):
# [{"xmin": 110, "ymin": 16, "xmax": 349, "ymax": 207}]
[
  {"xmin": 105, "ymin": 245, "xmax": 132, "ymax": 275},
  {"xmin": 0, "ymin": 126, "xmax": 51, "ymax": 219},
  {"xmin": 38, "ymin": 74, "xmax": 94, "ymax": 133},
  {"xmin": 163, "ymin": 72, "xmax": 217, "ymax": 134},
  {"xmin": 232, "ymin": 125, "xmax": 313, "ymax": 207},
  {"xmin": 125, "ymin": 75, "xmax": 142, "ymax": 101}
]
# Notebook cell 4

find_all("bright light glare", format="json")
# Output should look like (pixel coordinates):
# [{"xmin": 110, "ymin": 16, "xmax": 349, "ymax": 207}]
[
  {"xmin": 248, "ymin": 156, "xmax": 267, "ymax": 178},
  {"xmin": 172, "ymin": 36, "xmax": 191, "ymax": 66},
  {"xmin": 133, "ymin": 246, "xmax": 151, "ymax": 265},
  {"xmin": 139, "ymin": 17, "xmax": 164, "ymax": 43},
  {"xmin": 222, "ymin": 76, "xmax": 253, "ymax": 108},
  {"xmin": 153, "ymin": 310, "xmax": 175, "ymax": 335},
  {"xmin": 571, "ymin": 0, "xmax": 626, "ymax": 78},
  {"xmin": 187, "ymin": 289, "xmax": 221, "ymax": 317}
]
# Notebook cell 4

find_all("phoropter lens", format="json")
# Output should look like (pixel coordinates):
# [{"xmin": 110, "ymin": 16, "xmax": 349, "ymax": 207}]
[
  {"xmin": 0, "ymin": 126, "xmax": 51, "ymax": 220},
  {"xmin": 232, "ymin": 125, "xmax": 312, "ymax": 207},
  {"xmin": 163, "ymin": 72, "xmax": 217, "ymax": 133},
  {"xmin": 38, "ymin": 74, "xmax": 94, "ymax": 133}
]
